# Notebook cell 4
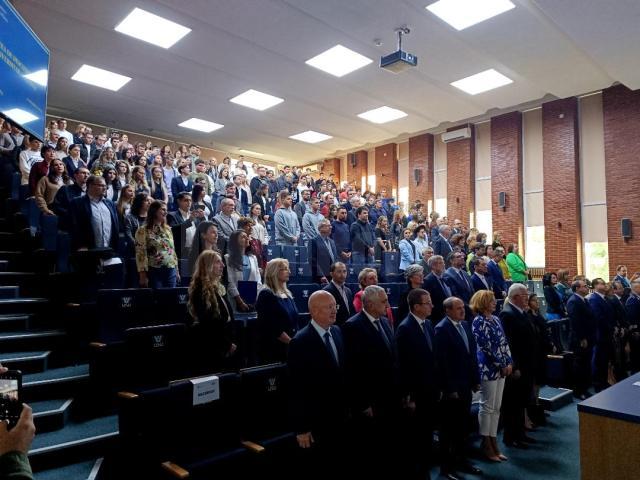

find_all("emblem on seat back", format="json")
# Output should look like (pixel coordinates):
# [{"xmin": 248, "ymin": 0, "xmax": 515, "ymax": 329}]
[
  {"xmin": 178, "ymin": 294, "xmax": 187, "ymax": 304},
  {"xmin": 153, "ymin": 335, "xmax": 165, "ymax": 348},
  {"xmin": 267, "ymin": 376, "xmax": 277, "ymax": 392},
  {"xmin": 121, "ymin": 296, "xmax": 132, "ymax": 308}
]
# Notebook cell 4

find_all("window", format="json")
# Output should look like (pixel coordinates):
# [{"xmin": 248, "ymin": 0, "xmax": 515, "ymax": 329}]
[
  {"xmin": 584, "ymin": 242, "xmax": 609, "ymax": 281},
  {"xmin": 525, "ymin": 226, "xmax": 545, "ymax": 267}
]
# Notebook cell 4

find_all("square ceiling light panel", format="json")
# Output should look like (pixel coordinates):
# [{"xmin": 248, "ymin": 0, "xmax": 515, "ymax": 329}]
[
  {"xmin": 229, "ymin": 89, "xmax": 284, "ymax": 111},
  {"xmin": 239, "ymin": 149, "xmax": 264, "ymax": 156},
  {"xmin": 178, "ymin": 118, "xmax": 224, "ymax": 133},
  {"xmin": 115, "ymin": 8, "xmax": 191, "ymax": 48},
  {"xmin": 2, "ymin": 108, "xmax": 38, "ymax": 125},
  {"xmin": 289, "ymin": 131, "xmax": 333, "ymax": 143},
  {"xmin": 305, "ymin": 45, "xmax": 373, "ymax": 77},
  {"xmin": 358, "ymin": 106, "xmax": 408, "ymax": 124},
  {"xmin": 450, "ymin": 69, "xmax": 513, "ymax": 95},
  {"xmin": 71, "ymin": 65, "xmax": 132, "ymax": 91},
  {"xmin": 426, "ymin": 0, "xmax": 515, "ymax": 31},
  {"xmin": 23, "ymin": 69, "xmax": 48, "ymax": 87}
]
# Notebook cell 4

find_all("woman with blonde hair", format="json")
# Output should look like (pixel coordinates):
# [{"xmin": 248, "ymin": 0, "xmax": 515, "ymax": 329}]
[
  {"xmin": 115, "ymin": 160, "xmax": 131, "ymax": 189},
  {"xmin": 54, "ymin": 137, "xmax": 69, "ymax": 161},
  {"xmin": 149, "ymin": 165, "xmax": 169, "ymax": 203},
  {"xmin": 375, "ymin": 215, "xmax": 392, "ymax": 260},
  {"xmin": 188, "ymin": 250, "xmax": 236, "ymax": 373},
  {"xmin": 470, "ymin": 289, "xmax": 513, "ymax": 463},
  {"xmin": 255, "ymin": 258, "xmax": 298, "ymax": 363}
]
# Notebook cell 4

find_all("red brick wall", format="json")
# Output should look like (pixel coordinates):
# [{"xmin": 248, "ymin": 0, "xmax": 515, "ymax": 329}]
[
  {"xmin": 542, "ymin": 97, "xmax": 582, "ymax": 273},
  {"xmin": 603, "ymin": 85, "xmax": 640, "ymax": 276},
  {"xmin": 447, "ymin": 125, "xmax": 475, "ymax": 226},
  {"xmin": 345, "ymin": 150, "xmax": 368, "ymax": 189},
  {"xmin": 408, "ymin": 134, "xmax": 434, "ymax": 208},
  {"xmin": 491, "ymin": 112, "xmax": 524, "ymax": 248},
  {"xmin": 321, "ymin": 157, "xmax": 341, "ymax": 183},
  {"xmin": 375, "ymin": 143, "xmax": 397, "ymax": 195}
]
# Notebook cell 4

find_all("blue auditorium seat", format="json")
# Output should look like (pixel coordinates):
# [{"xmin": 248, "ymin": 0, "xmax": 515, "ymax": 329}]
[
  {"xmin": 288, "ymin": 283, "xmax": 320, "ymax": 313},
  {"xmin": 290, "ymin": 263, "xmax": 311, "ymax": 282},
  {"xmin": 40, "ymin": 214, "xmax": 58, "ymax": 251},
  {"xmin": 281, "ymin": 245, "xmax": 308, "ymax": 264},
  {"xmin": 378, "ymin": 282, "xmax": 403, "ymax": 307},
  {"xmin": 263, "ymin": 245, "xmax": 281, "ymax": 261},
  {"xmin": 381, "ymin": 251, "xmax": 399, "ymax": 276},
  {"xmin": 97, "ymin": 288, "xmax": 154, "ymax": 342},
  {"xmin": 154, "ymin": 287, "xmax": 190, "ymax": 324}
]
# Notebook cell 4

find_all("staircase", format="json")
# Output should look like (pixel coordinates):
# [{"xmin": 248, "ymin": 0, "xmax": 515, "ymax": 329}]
[{"xmin": 0, "ymin": 194, "xmax": 115, "ymax": 479}]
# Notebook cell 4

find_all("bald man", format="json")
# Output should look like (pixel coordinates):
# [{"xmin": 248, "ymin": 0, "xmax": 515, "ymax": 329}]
[{"xmin": 288, "ymin": 291, "xmax": 348, "ymax": 476}]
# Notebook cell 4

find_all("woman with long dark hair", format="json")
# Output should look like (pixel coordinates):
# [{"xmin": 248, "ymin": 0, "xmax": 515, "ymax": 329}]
[
  {"xmin": 35, "ymin": 158, "xmax": 71, "ymax": 215},
  {"xmin": 124, "ymin": 192, "xmax": 151, "ymax": 255},
  {"xmin": 102, "ymin": 165, "xmax": 120, "ymax": 202},
  {"xmin": 224, "ymin": 229, "xmax": 262, "ymax": 312},
  {"xmin": 135, "ymin": 200, "xmax": 179, "ymax": 288},
  {"xmin": 191, "ymin": 184, "xmax": 213, "ymax": 220},
  {"xmin": 543, "ymin": 272, "xmax": 567, "ymax": 319},
  {"xmin": 188, "ymin": 221, "xmax": 219, "ymax": 274}
]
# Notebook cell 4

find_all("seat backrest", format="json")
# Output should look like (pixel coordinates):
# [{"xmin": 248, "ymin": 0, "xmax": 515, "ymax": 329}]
[
  {"xmin": 119, "ymin": 372, "xmax": 241, "ymax": 462},
  {"xmin": 153, "ymin": 287, "xmax": 190, "ymax": 324},
  {"xmin": 238, "ymin": 363, "xmax": 290, "ymax": 440},
  {"xmin": 97, "ymin": 288, "xmax": 154, "ymax": 342},
  {"xmin": 378, "ymin": 282, "xmax": 403, "ymax": 307},
  {"xmin": 124, "ymin": 323, "xmax": 189, "ymax": 388},
  {"xmin": 287, "ymin": 283, "xmax": 320, "ymax": 313}
]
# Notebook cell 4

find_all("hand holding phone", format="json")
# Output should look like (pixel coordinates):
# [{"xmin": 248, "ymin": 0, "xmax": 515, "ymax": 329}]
[
  {"xmin": 0, "ymin": 370, "xmax": 22, "ymax": 429},
  {"xmin": 0, "ymin": 404, "xmax": 35, "ymax": 456}
]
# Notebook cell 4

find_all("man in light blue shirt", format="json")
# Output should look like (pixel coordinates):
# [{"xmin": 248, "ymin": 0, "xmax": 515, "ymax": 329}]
[{"xmin": 275, "ymin": 190, "xmax": 300, "ymax": 246}]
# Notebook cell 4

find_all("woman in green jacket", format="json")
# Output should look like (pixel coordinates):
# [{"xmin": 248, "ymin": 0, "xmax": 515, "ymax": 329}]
[{"xmin": 506, "ymin": 243, "xmax": 529, "ymax": 282}]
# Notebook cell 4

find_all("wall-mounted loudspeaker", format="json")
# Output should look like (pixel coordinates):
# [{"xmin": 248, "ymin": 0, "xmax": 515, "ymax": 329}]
[
  {"xmin": 622, "ymin": 218, "xmax": 632, "ymax": 239},
  {"xmin": 498, "ymin": 191, "xmax": 506, "ymax": 209},
  {"xmin": 413, "ymin": 168, "xmax": 422, "ymax": 185},
  {"xmin": 349, "ymin": 153, "xmax": 357, "ymax": 168}
]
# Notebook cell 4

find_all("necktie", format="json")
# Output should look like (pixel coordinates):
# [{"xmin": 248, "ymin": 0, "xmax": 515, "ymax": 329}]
[
  {"xmin": 456, "ymin": 322, "xmax": 469, "ymax": 352},
  {"xmin": 439, "ymin": 277, "xmax": 451, "ymax": 297},
  {"xmin": 459, "ymin": 270, "xmax": 470, "ymax": 292},
  {"xmin": 422, "ymin": 321, "xmax": 433, "ymax": 350},
  {"xmin": 325, "ymin": 238, "xmax": 335, "ymax": 262},
  {"xmin": 374, "ymin": 319, "xmax": 391, "ymax": 351},
  {"xmin": 324, "ymin": 331, "xmax": 339, "ymax": 365}
]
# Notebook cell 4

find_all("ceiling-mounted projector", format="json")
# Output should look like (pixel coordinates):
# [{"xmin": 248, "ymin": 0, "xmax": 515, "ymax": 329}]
[{"xmin": 380, "ymin": 27, "xmax": 417, "ymax": 73}]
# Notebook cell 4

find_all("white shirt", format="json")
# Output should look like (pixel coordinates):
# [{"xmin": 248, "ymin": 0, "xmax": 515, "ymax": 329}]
[
  {"xmin": 57, "ymin": 129, "xmax": 74, "ymax": 145},
  {"xmin": 179, "ymin": 209, "xmax": 196, "ymax": 248},
  {"xmin": 19, "ymin": 149, "xmax": 42, "ymax": 185}
]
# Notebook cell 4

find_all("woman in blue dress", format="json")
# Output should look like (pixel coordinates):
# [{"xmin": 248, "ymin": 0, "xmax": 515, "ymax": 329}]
[
  {"xmin": 255, "ymin": 258, "xmax": 299, "ymax": 363},
  {"xmin": 470, "ymin": 290, "xmax": 513, "ymax": 463}
]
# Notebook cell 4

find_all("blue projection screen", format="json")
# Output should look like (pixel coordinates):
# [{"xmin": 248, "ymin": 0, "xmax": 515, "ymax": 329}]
[{"xmin": 0, "ymin": 0, "xmax": 49, "ymax": 141}]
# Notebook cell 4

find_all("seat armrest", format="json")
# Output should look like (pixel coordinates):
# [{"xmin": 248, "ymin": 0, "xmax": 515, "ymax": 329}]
[
  {"xmin": 241, "ymin": 440, "xmax": 265, "ymax": 453},
  {"xmin": 117, "ymin": 391, "xmax": 139, "ymax": 400},
  {"xmin": 161, "ymin": 461, "xmax": 190, "ymax": 479}
]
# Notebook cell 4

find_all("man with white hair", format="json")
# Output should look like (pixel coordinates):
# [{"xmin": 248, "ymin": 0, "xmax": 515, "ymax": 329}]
[
  {"xmin": 433, "ymin": 224, "xmax": 453, "ymax": 261},
  {"xmin": 341, "ymin": 285, "xmax": 398, "ymax": 477},
  {"xmin": 288, "ymin": 291, "xmax": 348, "ymax": 473},
  {"xmin": 500, "ymin": 283, "xmax": 537, "ymax": 448}
]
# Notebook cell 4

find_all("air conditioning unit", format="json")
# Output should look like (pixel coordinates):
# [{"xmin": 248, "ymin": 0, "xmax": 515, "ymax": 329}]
[{"xmin": 441, "ymin": 127, "xmax": 471, "ymax": 143}]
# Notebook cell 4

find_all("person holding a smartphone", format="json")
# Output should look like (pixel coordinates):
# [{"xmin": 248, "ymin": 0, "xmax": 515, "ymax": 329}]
[{"xmin": 0, "ymin": 365, "xmax": 36, "ymax": 480}]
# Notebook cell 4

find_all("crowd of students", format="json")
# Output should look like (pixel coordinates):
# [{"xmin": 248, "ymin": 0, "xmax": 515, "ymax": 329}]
[{"xmin": 2, "ymin": 117, "xmax": 639, "ymax": 479}]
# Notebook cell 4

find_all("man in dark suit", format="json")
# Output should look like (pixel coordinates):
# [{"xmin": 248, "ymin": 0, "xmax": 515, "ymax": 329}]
[
  {"xmin": 423, "ymin": 255, "xmax": 452, "ymax": 325},
  {"xmin": 567, "ymin": 279, "xmax": 597, "ymax": 399},
  {"xmin": 52, "ymin": 167, "xmax": 89, "ymax": 230},
  {"xmin": 311, "ymin": 220, "xmax": 338, "ymax": 284},
  {"xmin": 323, "ymin": 262, "xmax": 355, "ymax": 326},
  {"xmin": 395, "ymin": 289, "xmax": 438, "ymax": 480},
  {"xmin": 609, "ymin": 281, "xmax": 629, "ymax": 381},
  {"xmin": 444, "ymin": 251, "xmax": 474, "ymax": 321},
  {"xmin": 78, "ymin": 133, "xmax": 97, "ymax": 163},
  {"xmin": 470, "ymin": 257, "xmax": 494, "ymax": 293},
  {"xmin": 432, "ymin": 225, "xmax": 453, "ymax": 262},
  {"xmin": 288, "ymin": 290, "xmax": 348, "ymax": 478},
  {"xmin": 171, "ymin": 164, "xmax": 193, "ymax": 209},
  {"xmin": 625, "ymin": 280, "xmax": 640, "ymax": 374},
  {"xmin": 500, "ymin": 283, "xmax": 537, "ymax": 448},
  {"xmin": 487, "ymin": 247, "xmax": 508, "ymax": 299},
  {"xmin": 69, "ymin": 175, "xmax": 119, "ymax": 252},
  {"xmin": 588, "ymin": 278, "xmax": 616, "ymax": 392},
  {"xmin": 434, "ymin": 297, "xmax": 481, "ymax": 480},
  {"xmin": 341, "ymin": 285, "xmax": 398, "ymax": 477}
]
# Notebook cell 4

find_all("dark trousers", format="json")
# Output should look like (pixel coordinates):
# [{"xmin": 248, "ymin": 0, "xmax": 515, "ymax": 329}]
[
  {"xmin": 351, "ymin": 407, "xmax": 397, "ymax": 477},
  {"xmin": 502, "ymin": 374, "xmax": 532, "ymax": 443},
  {"xmin": 439, "ymin": 392, "xmax": 471, "ymax": 474},
  {"xmin": 573, "ymin": 344, "xmax": 593, "ymax": 395},
  {"xmin": 293, "ymin": 425, "xmax": 349, "ymax": 480},
  {"xmin": 592, "ymin": 340, "xmax": 612, "ymax": 392},
  {"xmin": 401, "ymin": 396, "xmax": 435, "ymax": 479},
  {"xmin": 629, "ymin": 333, "xmax": 640, "ymax": 374}
]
